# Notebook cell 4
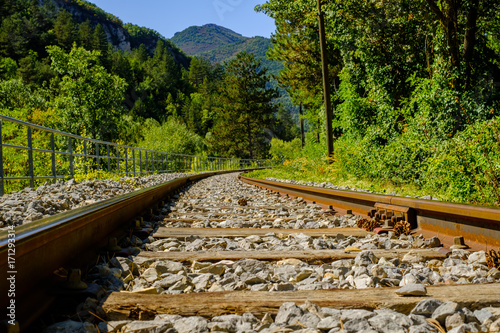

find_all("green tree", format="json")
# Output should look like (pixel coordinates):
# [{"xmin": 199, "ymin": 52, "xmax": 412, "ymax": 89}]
[
  {"xmin": 78, "ymin": 20, "xmax": 94, "ymax": 50},
  {"xmin": 209, "ymin": 52, "xmax": 278, "ymax": 159},
  {"xmin": 54, "ymin": 10, "xmax": 77, "ymax": 51},
  {"xmin": 138, "ymin": 117, "xmax": 204, "ymax": 155},
  {"xmin": 48, "ymin": 44, "xmax": 127, "ymax": 140}
]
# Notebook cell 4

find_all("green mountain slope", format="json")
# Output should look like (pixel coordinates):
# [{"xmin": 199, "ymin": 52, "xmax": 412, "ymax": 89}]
[
  {"xmin": 171, "ymin": 24, "xmax": 246, "ymax": 55},
  {"xmin": 170, "ymin": 24, "xmax": 280, "ymax": 70}
]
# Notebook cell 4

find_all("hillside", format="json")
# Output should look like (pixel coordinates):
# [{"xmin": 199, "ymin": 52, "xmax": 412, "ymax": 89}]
[
  {"xmin": 42, "ymin": 0, "xmax": 189, "ymax": 67},
  {"xmin": 171, "ymin": 24, "xmax": 246, "ymax": 55},
  {"xmin": 171, "ymin": 24, "xmax": 281, "ymax": 70}
]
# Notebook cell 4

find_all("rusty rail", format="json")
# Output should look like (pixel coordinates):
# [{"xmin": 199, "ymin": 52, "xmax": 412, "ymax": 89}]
[{"xmin": 239, "ymin": 176, "xmax": 500, "ymax": 249}]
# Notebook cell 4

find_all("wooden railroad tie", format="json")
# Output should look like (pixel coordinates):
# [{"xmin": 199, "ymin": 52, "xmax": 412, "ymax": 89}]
[
  {"xmin": 153, "ymin": 227, "xmax": 372, "ymax": 239},
  {"xmin": 136, "ymin": 248, "xmax": 446, "ymax": 263},
  {"xmin": 102, "ymin": 283, "xmax": 500, "ymax": 321}
]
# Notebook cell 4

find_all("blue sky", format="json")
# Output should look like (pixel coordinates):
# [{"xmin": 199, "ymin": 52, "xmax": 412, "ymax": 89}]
[{"xmin": 88, "ymin": 0, "xmax": 276, "ymax": 39}]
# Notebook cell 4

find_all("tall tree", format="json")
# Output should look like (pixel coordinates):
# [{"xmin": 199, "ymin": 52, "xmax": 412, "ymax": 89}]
[
  {"xmin": 209, "ymin": 52, "xmax": 278, "ymax": 159},
  {"xmin": 48, "ymin": 44, "xmax": 127, "ymax": 140},
  {"xmin": 54, "ymin": 9, "xmax": 76, "ymax": 51}
]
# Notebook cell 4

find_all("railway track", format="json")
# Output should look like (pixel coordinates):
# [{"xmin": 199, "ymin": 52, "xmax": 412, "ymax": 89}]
[{"xmin": 1, "ymin": 172, "xmax": 500, "ymax": 332}]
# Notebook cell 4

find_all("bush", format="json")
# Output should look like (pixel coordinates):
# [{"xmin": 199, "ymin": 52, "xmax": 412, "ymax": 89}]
[
  {"xmin": 269, "ymin": 138, "xmax": 302, "ymax": 161},
  {"xmin": 138, "ymin": 117, "xmax": 205, "ymax": 155}
]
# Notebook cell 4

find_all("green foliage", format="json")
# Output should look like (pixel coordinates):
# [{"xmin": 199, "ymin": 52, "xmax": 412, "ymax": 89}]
[
  {"xmin": 48, "ymin": 44, "xmax": 127, "ymax": 140},
  {"xmin": 269, "ymin": 138, "xmax": 302, "ymax": 161},
  {"xmin": 0, "ymin": 57, "xmax": 18, "ymax": 79},
  {"xmin": 171, "ymin": 24, "xmax": 246, "ymax": 55},
  {"xmin": 256, "ymin": 0, "xmax": 500, "ymax": 205},
  {"xmin": 137, "ymin": 117, "xmax": 205, "ymax": 155},
  {"xmin": 208, "ymin": 52, "xmax": 278, "ymax": 159}
]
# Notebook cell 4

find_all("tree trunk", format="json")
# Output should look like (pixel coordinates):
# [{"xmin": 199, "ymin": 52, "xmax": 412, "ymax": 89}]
[{"xmin": 463, "ymin": 0, "xmax": 479, "ymax": 90}]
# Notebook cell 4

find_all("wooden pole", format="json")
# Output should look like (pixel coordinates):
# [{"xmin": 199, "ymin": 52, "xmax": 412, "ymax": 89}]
[{"xmin": 317, "ymin": 0, "xmax": 334, "ymax": 161}]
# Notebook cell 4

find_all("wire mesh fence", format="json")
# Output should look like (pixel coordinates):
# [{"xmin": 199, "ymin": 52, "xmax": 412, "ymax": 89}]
[{"xmin": 0, "ymin": 114, "xmax": 273, "ymax": 195}]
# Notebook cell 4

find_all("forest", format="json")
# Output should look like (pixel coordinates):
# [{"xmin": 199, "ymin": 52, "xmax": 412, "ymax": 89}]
[
  {"xmin": 255, "ymin": 0, "xmax": 500, "ymax": 205},
  {"xmin": 0, "ymin": 0, "xmax": 297, "ymax": 161}
]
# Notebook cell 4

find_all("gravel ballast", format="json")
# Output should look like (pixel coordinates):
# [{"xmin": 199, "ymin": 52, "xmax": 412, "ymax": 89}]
[{"xmin": 26, "ymin": 173, "xmax": 500, "ymax": 332}]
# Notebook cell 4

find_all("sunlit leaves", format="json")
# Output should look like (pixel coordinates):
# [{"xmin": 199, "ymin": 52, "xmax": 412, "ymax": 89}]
[{"xmin": 47, "ymin": 44, "xmax": 127, "ymax": 140}]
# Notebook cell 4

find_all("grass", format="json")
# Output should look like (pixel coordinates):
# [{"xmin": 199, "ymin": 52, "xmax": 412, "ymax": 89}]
[{"xmin": 246, "ymin": 162, "xmax": 445, "ymax": 200}]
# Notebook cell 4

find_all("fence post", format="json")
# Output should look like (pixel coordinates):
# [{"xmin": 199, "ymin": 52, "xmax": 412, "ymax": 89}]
[
  {"xmin": 83, "ymin": 141, "xmax": 88, "ymax": 175},
  {"xmin": 51, "ymin": 133, "xmax": 56, "ymax": 183},
  {"xmin": 125, "ymin": 148, "xmax": 128, "ymax": 176},
  {"xmin": 139, "ymin": 150, "xmax": 142, "ymax": 176},
  {"xmin": 0, "ymin": 120, "xmax": 4, "ymax": 196},
  {"xmin": 133, "ymin": 149, "xmax": 136, "ymax": 177},
  {"xmin": 145, "ymin": 151, "xmax": 148, "ymax": 174},
  {"xmin": 107, "ymin": 145, "xmax": 111, "ymax": 172},
  {"xmin": 96, "ymin": 143, "xmax": 100, "ymax": 171},
  {"xmin": 68, "ymin": 137, "xmax": 74, "ymax": 178},
  {"xmin": 116, "ymin": 147, "xmax": 120, "ymax": 175},
  {"xmin": 155, "ymin": 152, "xmax": 158, "ymax": 173},
  {"xmin": 27, "ymin": 127, "xmax": 35, "ymax": 188}
]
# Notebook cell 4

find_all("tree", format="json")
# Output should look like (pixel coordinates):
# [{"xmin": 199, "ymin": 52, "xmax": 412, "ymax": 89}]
[
  {"xmin": 138, "ymin": 117, "xmax": 204, "ymax": 155},
  {"xmin": 54, "ymin": 10, "xmax": 77, "ymax": 51},
  {"xmin": 47, "ymin": 44, "xmax": 127, "ymax": 140},
  {"xmin": 209, "ymin": 52, "xmax": 278, "ymax": 159}
]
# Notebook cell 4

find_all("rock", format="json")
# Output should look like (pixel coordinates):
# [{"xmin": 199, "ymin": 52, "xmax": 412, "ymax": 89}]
[
  {"xmin": 198, "ymin": 263, "xmax": 225, "ymax": 276},
  {"xmin": 373, "ymin": 309, "xmax": 412, "ymax": 328},
  {"xmin": 396, "ymin": 283, "xmax": 427, "ymax": 296},
  {"xmin": 273, "ymin": 282, "xmax": 295, "ymax": 291},
  {"xmin": 296, "ymin": 312, "xmax": 321, "ymax": 328},
  {"xmin": 353, "ymin": 275, "xmax": 374, "ymax": 289},
  {"xmin": 431, "ymin": 301, "xmax": 459, "ymax": 325},
  {"xmin": 368, "ymin": 315, "xmax": 406, "ymax": 333},
  {"xmin": 411, "ymin": 299, "xmax": 444, "ymax": 316},
  {"xmin": 473, "ymin": 308, "xmax": 494, "ymax": 324},
  {"xmin": 110, "ymin": 257, "xmax": 139, "ymax": 276},
  {"xmin": 152, "ymin": 261, "xmax": 184, "ymax": 274},
  {"xmin": 467, "ymin": 251, "xmax": 487, "ymax": 265},
  {"xmin": 447, "ymin": 323, "xmax": 481, "ymax": 333},
  {"xmin": 424, "ymin": 236, "xmax": 441, "ymax": 248},
  {"xmin": 370, "ymin": 264, "xmax": 387, "ymax": 279},
  {"xmin": 490, "ymin": 317, "xmax": 500, "ymax": 332},
  {"xmin": 342, "ymin": 318, "xmax": 372, "ymax": 332},
  {"xmin": 141, "ymin": 268, "xmax": 159, "ymax": 283},
  {"xmin": 354, "ymin": 250, "xmax": 377, "ymax": 266},
  {"xmin": 275, "ymin": 302, "xmax": 304, "ymax": 326},
  {"xmin": 317, "ymin": 316, "xmax": 341, "ymax": 330},
  {"xmin": 121, "ymin": 320, "xmax": 173, "ymax": 333},
  {"xmin": 173, "ymin": 316, "xmax": 208, "ymax": 333},
  {"xmin": 408, "ymin": 325, "xmax": 438, "ymax": 333},
  {"xmin": 152, "ymin": 274, "xmax": 185, "ymax": 289},
  {"xmin": 402, "ymin": 251, "xmax": 425, "ymax": 264},
  {"xmin": 192, "ymin": 273, "xmax": 212, "ymax": 290},
  {"xmin": 341, "ymin": 309, "xmax": 375, "ymax": 321},
  {"xmin": 446, "ymin": 312, "xmax": 465, "ymax": 331}
]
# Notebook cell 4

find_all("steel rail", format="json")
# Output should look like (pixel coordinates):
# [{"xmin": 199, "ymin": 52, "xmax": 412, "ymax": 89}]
[
  {"xmin": 239, "ymin": 176, "xmax": 500, "ymax": 249},
  {"xmin": 0, "ymin": 170, "xmax": 258, "ymax": 329}
]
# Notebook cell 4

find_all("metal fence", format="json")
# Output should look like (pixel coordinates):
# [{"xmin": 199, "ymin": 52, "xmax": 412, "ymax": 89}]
[{"xmin": 0, "ymin": 114, "xmax": 273, "ymax": 195}]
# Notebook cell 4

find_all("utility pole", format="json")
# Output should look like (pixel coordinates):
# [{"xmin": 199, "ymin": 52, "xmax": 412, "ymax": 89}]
[{"xmin": 317, "ymin": 0, "xmax": 334, "ymax": 161}]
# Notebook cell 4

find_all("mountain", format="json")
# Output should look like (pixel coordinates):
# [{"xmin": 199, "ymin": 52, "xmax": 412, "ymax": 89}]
[
  {"xmin": 170, "ymin": 24, "xmax": 246, "ymax": 55},
  {"xmin": 171, "ymin": 24, "xmax": 281, "ymax": 72}
]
